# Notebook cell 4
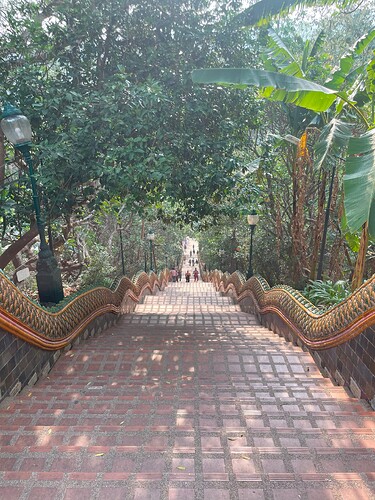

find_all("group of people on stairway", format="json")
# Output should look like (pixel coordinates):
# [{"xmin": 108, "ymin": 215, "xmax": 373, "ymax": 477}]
[
  {"xmin": 170, "ymin": 237, "xmax": 200, "ymax": 283},
  {"xmin": 170, "ymin": 267, "xmax": 199, "ymax": 282}
]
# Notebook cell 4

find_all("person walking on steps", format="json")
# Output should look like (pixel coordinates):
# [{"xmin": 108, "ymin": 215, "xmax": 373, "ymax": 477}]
[
  {"xmin": 171, "ymin": 268, "xmax": 177, "ymax": 283},
  {"xmin": 185, "ymin": 270, "xmax": 191, "ymax": 282},
  {"xmin": 193, "ymin": 268, "xmax": 199, "ymax": 282}
]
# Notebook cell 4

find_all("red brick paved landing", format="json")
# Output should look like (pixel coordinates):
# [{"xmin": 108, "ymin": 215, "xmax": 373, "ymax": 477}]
[{"xmin": 1, "ymin": 281, "xmax": 375, "ymax": 499}]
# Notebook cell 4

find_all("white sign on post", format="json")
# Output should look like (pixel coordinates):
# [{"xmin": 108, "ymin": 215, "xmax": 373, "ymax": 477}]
[{"xmin": 16, "ymin": 268, "xmax": 30, "ymax": 282}]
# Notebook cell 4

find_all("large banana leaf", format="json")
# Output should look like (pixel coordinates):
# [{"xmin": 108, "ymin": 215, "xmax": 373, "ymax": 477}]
[
  {"xmin": 266, "ymin": 28, "xmax": 326, "ymax": 77},
  {"xmin": 325, "ymin": 30, "xmax": 375, "ymax": 90},
  {"xmin": 314, "ymin": 118, "xmax": 353, "ymax": 171},
  {"xmin": 344, "ymin": 128, "xmax": 375, "ymax": 236},
  {"xmin": 234, "ymin": 0, "xmax": 356, "ymax": 27},
  {"xmin": 309, "ymin": 30, "xmax": 326, "ymax": 59},
  {"xmin": 191, "ymin": 68, "xmax": 339, "ymax": 112},
  {"xmin": 266, "ymin": 29, "xmax": 303, "ymax": 77}
]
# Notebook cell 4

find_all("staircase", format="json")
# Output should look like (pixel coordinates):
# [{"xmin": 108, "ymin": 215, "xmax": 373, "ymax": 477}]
[{"xmin": 0, "ymin": 280, "xmax": 374, "ymax": 499}]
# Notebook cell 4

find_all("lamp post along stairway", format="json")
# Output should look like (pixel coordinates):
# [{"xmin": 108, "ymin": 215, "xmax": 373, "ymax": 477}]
[{"xmin": 0, "ymin": 270, "xmax": 375, "ymax": 497}]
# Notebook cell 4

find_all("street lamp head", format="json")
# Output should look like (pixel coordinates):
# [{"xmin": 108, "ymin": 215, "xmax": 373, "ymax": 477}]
[
  {"xmin": 247, "ymin": 210, "xmax": 259, "ymax": 227},
  {"xmin": 1, "ymin": 102, "xmax": 32, "ymax": 146},
  {"xmin": 147, "ymin": 231, "xmax": 155, "ymax": 241}
]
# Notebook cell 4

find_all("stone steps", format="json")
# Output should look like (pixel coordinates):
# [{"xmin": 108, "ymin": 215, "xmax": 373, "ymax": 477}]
[{"xmin": 0, "ymin": 274, "xmax": 374, "ymax": 498}]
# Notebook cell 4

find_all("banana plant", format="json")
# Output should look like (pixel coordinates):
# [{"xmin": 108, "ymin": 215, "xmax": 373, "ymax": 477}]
[
  {"xmin": 264, "ymin": 28, "xmax": 326, "ymax": 79},
  {"xmin": 192, "ymin": 29, "xmax": 375, "ymax": 289},
  {"xmin": 344, "ymin": 129, "xmax": 375, "ymax": 234},
  {"xmin": 192, "ymin": 67, "xmax": 339, "ymax": 112}
]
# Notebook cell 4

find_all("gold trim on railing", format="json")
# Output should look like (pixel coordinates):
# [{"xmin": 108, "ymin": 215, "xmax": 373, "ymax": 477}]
[
  {"xmin": 208, "ymin": 270, "xmax": 375, "ymax": 350},
  {"xmin": 0, "ymin": 270, "xmax": 170, "ymax": 350}
]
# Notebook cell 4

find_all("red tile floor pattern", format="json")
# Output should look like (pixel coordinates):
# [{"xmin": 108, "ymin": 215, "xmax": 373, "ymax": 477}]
[{"xmin": 1, "ymin": 254, "xmax": 375, "ymax": 497}]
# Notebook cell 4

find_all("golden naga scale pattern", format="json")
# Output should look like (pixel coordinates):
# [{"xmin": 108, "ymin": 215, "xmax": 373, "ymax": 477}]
[
  {"xmin": 0, "ymin": 270, "xmax": 169, "ymax": 350},
  {"xmin": 206, "ymin": 270, "xmax": 375, "ymax": 350}
]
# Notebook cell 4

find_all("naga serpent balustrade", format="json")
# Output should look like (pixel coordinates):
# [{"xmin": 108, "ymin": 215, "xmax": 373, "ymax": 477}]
[
  {"xmin": 0, "ymin": 270, "xmax": 169, "ymax": 350},
  {"xmin": 206, "ymin": 270, "xmax": 375, "ymax": 350}
]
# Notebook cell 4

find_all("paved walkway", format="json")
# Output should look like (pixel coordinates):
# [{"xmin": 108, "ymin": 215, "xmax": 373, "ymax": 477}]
[{"xmin": 1, "ymin": 250, "xmax": 375, "ymax": 498}]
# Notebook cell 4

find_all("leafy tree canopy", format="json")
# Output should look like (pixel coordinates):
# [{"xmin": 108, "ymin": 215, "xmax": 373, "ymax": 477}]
[{"xmin": 0, "ymin": 0, "xmax": 261, "ymax": 231}]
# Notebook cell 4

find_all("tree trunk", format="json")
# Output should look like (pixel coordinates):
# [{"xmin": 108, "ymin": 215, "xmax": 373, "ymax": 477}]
[
  {"xmin": 0, "ymin": 224, "xmax": 39, "ymax": 269},
  {"xmin": 152, "ymin": 243, "xmax": 157, "ymax": 273},
  {"xmin": 0, "ymin": 213, "xmax": 91, "ymax": 272},
  {"xmin": 0, "ymin": 129, "xmax": 5, "ymax": 187},
  {"xmin": 138, "ymin": 220, "xmax": 145, "ymax": 262},
  {"xmin": 309, "ymin": 169, "xmax": 327, "ymax": 280},
  {"xmin": 328, "ymin": 197, "xmax": 345, "ymax": 281},
  {"xmin": 317, "ymin": 165, "xmax": 336, "ymax": 280},
  {"xmin": 275, "ymin": 200, "xmax": 282, "ymax": 259},
  {"xmin": 351, "ymin": 222, "xmax": 368, "ymax": 292},
  {"xmin": 291, "ymin": 131, "xmax": 309, "ymax": 286}
]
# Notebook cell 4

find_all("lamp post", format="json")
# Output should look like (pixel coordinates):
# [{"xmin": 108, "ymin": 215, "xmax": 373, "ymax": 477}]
[
  {"xmin": 117, "ymin": 225, "xmax": 125, "ymax": 275},
  {"xmin": 218, "ymin": 249, "xmax": 224, "ymax": 269},
  {"xmin": 0, "ymin": 103, "xmax": 64, "ymax": 305},
  {"xmin": 246, "ymin": 210, "xmax": 259, "ymax": 280},
  {"xmin": 147, "ymin": 231, "xmax": 155, "ymax": 273}
]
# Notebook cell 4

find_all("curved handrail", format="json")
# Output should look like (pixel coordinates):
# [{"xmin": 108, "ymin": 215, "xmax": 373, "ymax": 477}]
[
  {"xmin": 0, "ymin": 269, "xmax": 170, "ymax": 350},
  {"xmin": 207, "ymin": 270, "xmax": 375, "ymax": 350}
]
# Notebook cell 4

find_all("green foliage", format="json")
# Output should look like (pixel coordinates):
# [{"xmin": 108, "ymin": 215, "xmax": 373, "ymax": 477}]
[
  {"xmin": 79, "ymin": 252, "xmax": 116, "ymax": 288},
  {"xmin": 0, "ymin": 0, "xmax": 265, "ymax": 288},
  {"xmin": 192, "ymin": 68, "xmax": 338, "ymax": 112},
  {"xmin": 302, "ymin": 279, "xmax": 350, "ymax": 308},
  {"xmin": 198, "ymin": 217, "xmax": 249, "ymax": 275},
  {"xmin": 192, "ymin": 22, "xmax": 375, "ymax": 289},
  {"xmin": 265, "ymin": 28, "xmax": 304, "ymax": 77},
  {"xmin": 344, "ymin": 128, "xmax": 375, "ymax": 236},
  {"xmin": 234, "ymin": 0, "xmax": 360, "ymax": 28},
  {"xmin": 314, "ymin": 118, "xmax": 353, "ymax": 170},
  {"xmin": 2, "ymin": 0, "xmax": 375, "ymax": 294},
  {"xmin": 325, "ymin": 31, "xmax": 375, "ymax": 91},
  {"xmin": 0, "ymin": 0, "xmax": 261, "ymax": 229},
  {"xmin": 341, "ymin": 213, "xmax": 361, "ymax": 252}
]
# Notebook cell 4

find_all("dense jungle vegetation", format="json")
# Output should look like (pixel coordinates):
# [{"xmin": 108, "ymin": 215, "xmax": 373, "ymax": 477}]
[{"xmin": 0, "ymin": 0, "xmax": 375, "ymax": 304}]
